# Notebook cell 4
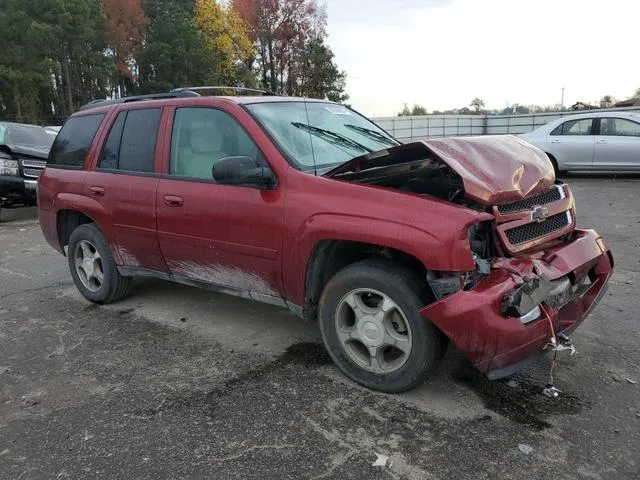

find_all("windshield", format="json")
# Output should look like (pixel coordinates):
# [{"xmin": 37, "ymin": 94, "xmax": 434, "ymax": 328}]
[
  {"xmin": 0, "ymin": 123, "xmax": 54, "ymax": 148},
  {"xmin": 245, "ymin": 102, "xmax": 399, "ymax": 171}
]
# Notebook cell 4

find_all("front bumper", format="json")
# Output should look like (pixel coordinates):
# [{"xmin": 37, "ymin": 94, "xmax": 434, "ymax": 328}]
[
  {"xmin": 0, "ymin": 175, "xmax": 37, "ymax": 206},
  {"xmin": 419, "ymin": 229, "xmax": 613, "ymax": 378}
]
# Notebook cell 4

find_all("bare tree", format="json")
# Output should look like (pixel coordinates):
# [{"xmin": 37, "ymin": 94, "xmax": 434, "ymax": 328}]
[
  {"xmin": 470, "ymin": 97, "xmax": 485, "ymax": 113},
  {"xmin": 600, "ymin": 95, "xmax": 616, "ymax": 108}
]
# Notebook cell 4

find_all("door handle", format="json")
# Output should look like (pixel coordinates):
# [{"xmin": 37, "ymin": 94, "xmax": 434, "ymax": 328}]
[
  {"xmin": 596, "ymin": 139, "xmax": 608, "ymax": 144},
  {"xmin": 550, "ymin": 139, "xmax": 560, "ymax": 144},
  {"xmin": 89, "ymin": 186, "xmax": 105, "ymax": 196},
  {"xmin": 163, "ymin": 195, "xmax": 184, "ymax": 207}
]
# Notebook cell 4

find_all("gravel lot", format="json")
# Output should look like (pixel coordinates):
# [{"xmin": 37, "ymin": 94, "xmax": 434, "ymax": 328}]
[{"xmin": 1, "ymin": 176, "xmax": 639, "ymax": 479}]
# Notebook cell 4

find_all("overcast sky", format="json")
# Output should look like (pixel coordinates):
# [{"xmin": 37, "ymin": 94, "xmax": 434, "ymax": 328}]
[{"xmin": 325, "ymin": 0, "xmax": 640, "ymax": 117}]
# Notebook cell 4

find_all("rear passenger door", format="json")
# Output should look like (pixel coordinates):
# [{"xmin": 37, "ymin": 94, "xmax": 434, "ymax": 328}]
[
  {"xmin": 547, "ymin": 118, "xmax": 595, "ymax": 169},
  {"xmin": 89, "ymin": 107, "xmax": 167, "ymax": 272},
  {"xmin": 594, "ymin": 117, "xmax": 640, "ymax": 170},
  {"xmin": 156, "ymin": 106, "xmax": 285, "ymax": 300}
]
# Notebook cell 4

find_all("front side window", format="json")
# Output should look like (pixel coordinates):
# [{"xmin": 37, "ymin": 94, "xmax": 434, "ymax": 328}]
[
  {"xmin": 245, "ymin": 102, "xmax": 399, "ymax": 171},
  {"xmin": 600, "ymin": 118, "xmax": 640, "ymax": 137},
  {"xmin": 170, "ymin": 107, "xmax": 265, "ymax": 180},
  {"xmin": 551, "ymin": 118, "xmax": 593, "ymax": 136},
  {"xmin": 48, "ymin": 114, "xmax": 105, "ymax": 167}
]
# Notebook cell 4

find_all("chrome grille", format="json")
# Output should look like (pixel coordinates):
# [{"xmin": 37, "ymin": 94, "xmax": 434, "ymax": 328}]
[
  {"xmin": 498, "ymin": 186, "xmax": 563, "ymax": 214},
  {"xmin": 21, "ymin": 159, "xmax": 46, "ymax": 169},
  {"xmin": 23, "ymin": 168, "xmax": 43, "ymax": 178},
  {"xmin": 505, "ymin": 211, "xmax": 571, "ymax": 245}
]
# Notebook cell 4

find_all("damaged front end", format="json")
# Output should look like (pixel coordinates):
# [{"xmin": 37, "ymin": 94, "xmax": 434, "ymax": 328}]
[{"xmin": 326, "ymin": 135, "xmax": 614, "ymax": 378}]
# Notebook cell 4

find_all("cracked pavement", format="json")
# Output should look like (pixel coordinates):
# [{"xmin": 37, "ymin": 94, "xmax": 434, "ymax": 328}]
[{"xmin": 1, "ymin": 175, "xmax": 639, "ymax": 479}]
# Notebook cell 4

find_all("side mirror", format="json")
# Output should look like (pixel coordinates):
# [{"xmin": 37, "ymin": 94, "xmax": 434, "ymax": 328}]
[{"xmin": 212, "ymin": 156, "xmax": 276, "ymax": 188}]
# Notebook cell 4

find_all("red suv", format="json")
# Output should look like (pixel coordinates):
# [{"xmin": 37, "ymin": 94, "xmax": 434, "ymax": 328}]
[{"xmin": 38, "ymin": 88, "xmax": 613, "ymax": 392}]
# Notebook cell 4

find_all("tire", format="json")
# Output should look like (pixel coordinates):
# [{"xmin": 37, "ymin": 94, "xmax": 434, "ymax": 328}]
[
  {"xmin": 67, "ymin": 223, "xmax": 132, "ymax": 304},
  {"xmin": 546, "ymin": 153, "xmax": 566, "ymax": 177},
  {"xmin": 318, "ymin": 258, "xmax": 446, "ymax": 393}
]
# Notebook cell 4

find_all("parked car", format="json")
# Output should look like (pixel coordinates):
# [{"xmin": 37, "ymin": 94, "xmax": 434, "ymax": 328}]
[
  {"xmin": 38, "ymin": 89, "xmax": 613, "ymax": 393},
  {"xmin": 44, "ymin": 126, "xmax": 62, "ymax": 137},
  {"xmin": 0, "ymin": 122, "xmax": 53, "ymax": 208},
  {"xmin": 519, "ymin": 111, "xmax": 640, "ymax": 173}
]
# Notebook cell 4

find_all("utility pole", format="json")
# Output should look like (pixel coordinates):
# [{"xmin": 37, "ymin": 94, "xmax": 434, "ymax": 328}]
[{"xmin": 560, "ymin": 87, "xmax": 565, "ymax": 111}]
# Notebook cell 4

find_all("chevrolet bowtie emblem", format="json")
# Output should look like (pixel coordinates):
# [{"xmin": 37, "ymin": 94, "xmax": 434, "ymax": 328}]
[{"xmin": 530, "ymin": 205, "xmax": 549, "ymax": 222}]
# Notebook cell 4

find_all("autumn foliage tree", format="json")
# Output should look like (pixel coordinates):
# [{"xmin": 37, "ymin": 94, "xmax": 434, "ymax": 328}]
[
  {"xmin": 232, "ymin": 0, "xmax": 347, "ymax": 101},
  {"xmin": 0, "ymin": 0, "xmax": 349, "ymax": 124},
  {"xmin": 100, "ymin": 0, "xmax": 148, "ymax": 96},
  {"xmin": 194, "ymin": 0, "xmax": 254, "ymax": 84}
]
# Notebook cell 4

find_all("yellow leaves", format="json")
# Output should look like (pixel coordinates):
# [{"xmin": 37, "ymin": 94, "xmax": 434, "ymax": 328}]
[{"xmin": 194, "ymin": 0, "xmax": 255, "ymax": 80}]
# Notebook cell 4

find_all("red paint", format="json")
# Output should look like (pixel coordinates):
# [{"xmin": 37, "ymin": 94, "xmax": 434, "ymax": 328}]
[
  {"xmin": 38, "ymin": 95, "xmax": 613, "ymax": 377},
  {"xmin": 420, "ymin": 229, "xmax": 612, "ymax": 374}
]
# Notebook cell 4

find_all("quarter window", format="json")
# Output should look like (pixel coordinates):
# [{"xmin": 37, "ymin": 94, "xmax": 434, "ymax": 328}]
[
  {"xmin": 48, "ymin": 114, "xmax": 105, "ymax": 167},
  {"xmin": 600, "ymin": 118, "xmax": 640, "ymax": 137},
  {"xmin": 169, "ymin": 107, "xmax": 265, "ymax": 181}
]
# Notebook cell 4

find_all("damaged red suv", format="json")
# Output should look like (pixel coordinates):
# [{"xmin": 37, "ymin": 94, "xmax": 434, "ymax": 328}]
[{"xmin": 38, "ymin": 88, "xmax": 613, "ymax": 392}]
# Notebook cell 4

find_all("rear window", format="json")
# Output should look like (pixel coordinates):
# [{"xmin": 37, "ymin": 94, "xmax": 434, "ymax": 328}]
[{"xmin": 48, "ymin": 114, "xmax": 104, "ymax": 168}]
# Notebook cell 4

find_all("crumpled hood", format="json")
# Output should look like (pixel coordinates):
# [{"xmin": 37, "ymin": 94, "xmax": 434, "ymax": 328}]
[
  {"xmin": 325, "ymin": 135, "xmax": 555, "ymax": 205},
  {"xmin": 0, "ymin": 143, "xmax": 50, "ymax": 159},
  {"xmin": 421, "ymin": 135, "xmax": 555, "ymax": 204}
]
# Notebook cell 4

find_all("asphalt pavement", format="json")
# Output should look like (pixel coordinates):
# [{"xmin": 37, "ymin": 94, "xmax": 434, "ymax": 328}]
[{"xmin": 1, "ymin": 176, "xmax": 639, "ymax": 479}]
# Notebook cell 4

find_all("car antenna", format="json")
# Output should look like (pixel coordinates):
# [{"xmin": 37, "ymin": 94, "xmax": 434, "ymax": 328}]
[{"xmin": 302, "ymin": 95, "xmax": 318, "ymax": 176}]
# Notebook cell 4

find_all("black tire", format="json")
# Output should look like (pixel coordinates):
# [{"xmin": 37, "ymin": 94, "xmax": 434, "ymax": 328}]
[
  {"xmin": 546, "ymin": 153, "xmax": 566, "ymax": 177},
  {"xmin": 318, "ymin": 258, "xmax": 446, "ymax": 393},
  {"xmin": 67, "ymin": 223, "xmax": 132, "ymax": 304}
]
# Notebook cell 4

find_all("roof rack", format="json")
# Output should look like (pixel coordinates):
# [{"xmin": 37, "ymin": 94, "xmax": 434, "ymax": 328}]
[
  {"xmin": 79, "ymin": 91, "xmax": 201, "ymax": 111},
  {"xmin": 171, "ymin": 86, "xmax": 277, "ymax": 96}
]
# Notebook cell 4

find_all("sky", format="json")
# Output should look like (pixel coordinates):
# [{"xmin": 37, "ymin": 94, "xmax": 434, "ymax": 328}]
[{"xmin": 325, "ymin": 0, "xmax": 640, "ymax": 117}]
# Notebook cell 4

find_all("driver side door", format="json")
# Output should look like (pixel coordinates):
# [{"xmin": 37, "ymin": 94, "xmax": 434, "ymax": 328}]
[{"xmin": 156, "ymin": 106, "xmax": 286, "ymax": 301}]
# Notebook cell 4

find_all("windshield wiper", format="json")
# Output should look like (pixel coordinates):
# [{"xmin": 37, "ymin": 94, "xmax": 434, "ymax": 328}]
[
  {"xmin": 343, "ymin": 124, "xmax": 398, "ymax": 147},
  {"xmin": 291, "ymin": 122, "xmax": 373, "ymax": 153}
]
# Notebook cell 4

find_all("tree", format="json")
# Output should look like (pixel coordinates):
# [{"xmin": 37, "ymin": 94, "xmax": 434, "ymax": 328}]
[
  {"xmin": 600, "ymin": 95, "xmax": 616, "ymax": 108},
  {"xmin": 100, "ymin": 0, "xmax": 148, "ymax": 97},
  {"xmin": 138, "ymin": 0, "xmax": 213, "ymax": 92},
  {"xmin": 635, "ymin": 87, "xmax": 640, "ymax": 97},
  {"xmin": 297, "ymin": 38, "xmax": 347, "ymax": 102},
  {"xmin": 470, "ymin": 97, "xmax": 485, "ymax": 113},
  {"xmin": 193, "ymin": 0, "xmax": 254, "ymax": 84},
  {"xmin": 233, "ymin": 0, "xmax": 337, "ymax": 96},
  {"xmin": 397, "ymin": 104, "xmax": 428, "ymax": 116}
]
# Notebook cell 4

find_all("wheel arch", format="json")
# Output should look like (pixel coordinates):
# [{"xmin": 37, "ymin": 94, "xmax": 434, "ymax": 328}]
[{"xmin": 302, "ymin": 239, "xmax": 433, "ymax": 322}]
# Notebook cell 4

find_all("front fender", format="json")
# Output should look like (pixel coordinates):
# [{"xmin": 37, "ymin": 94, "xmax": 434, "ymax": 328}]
[{"xmin": 284, "ymin": 212, "xmax": 479, "ymax": 306}]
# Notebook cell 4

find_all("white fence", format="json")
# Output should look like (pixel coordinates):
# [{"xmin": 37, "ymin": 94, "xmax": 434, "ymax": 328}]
[{"xmin": 372, "ymin": 106, "xmax": 640, "ymax": 142}]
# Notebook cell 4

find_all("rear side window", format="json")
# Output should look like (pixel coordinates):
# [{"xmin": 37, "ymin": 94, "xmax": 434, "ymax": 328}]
[
  {"xmin": 98, "ymin": 108, "xmax": 161, "ymax": 173},
  {"xmin": 99, "ymin": 111, "xmax": 126, "ymax": 169},
  {"xmin": 48, "ymin": 114, "xmax": 104, "ymax": 167},
  {"xmin": 119, "ymin": 109, "xmax": 161, "ymax": 172}
]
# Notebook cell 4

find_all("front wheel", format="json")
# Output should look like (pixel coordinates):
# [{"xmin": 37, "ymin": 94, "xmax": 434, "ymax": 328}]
[
  {"xmin": 67, "ymin": 223, "xmax": 132, "ymax": 304},
  {"xmin": 318, "ymin": 259, "xmax": 446, "ymax": 393}
]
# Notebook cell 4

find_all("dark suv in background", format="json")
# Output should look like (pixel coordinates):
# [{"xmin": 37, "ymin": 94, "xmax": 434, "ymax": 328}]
[{"xmin": 0, "ymin": 122, "xmax": 53, "ymax": 209}]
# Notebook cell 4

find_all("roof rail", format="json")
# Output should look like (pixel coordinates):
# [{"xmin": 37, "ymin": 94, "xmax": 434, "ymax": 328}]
[
  {"xmin": 79, "ymin": 91, "xmax": 201, "ymax": 111},
  {"xmin": 171, "ymin": 86, "xmax": 277, "ymax": 96}
]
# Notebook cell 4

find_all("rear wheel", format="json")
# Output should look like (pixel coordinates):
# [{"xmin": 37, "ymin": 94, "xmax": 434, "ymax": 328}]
[
  {"xmin": 67, "ymin": 223, "xmax": 132, "ymax": 304},
  {"xmin": 318, "ymin": 259, "xmax": 446, "ymax": 393}
]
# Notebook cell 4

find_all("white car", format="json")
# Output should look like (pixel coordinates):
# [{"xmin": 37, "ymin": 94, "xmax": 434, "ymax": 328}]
[{"xmin": 519, "ymin": 112, "xmax": 640, "ymax": 173}]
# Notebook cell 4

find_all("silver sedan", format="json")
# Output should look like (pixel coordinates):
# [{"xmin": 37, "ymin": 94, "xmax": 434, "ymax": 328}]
[{"xmin": 519, "ymin": 111, "xmax": 640, "ymax": 173}]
